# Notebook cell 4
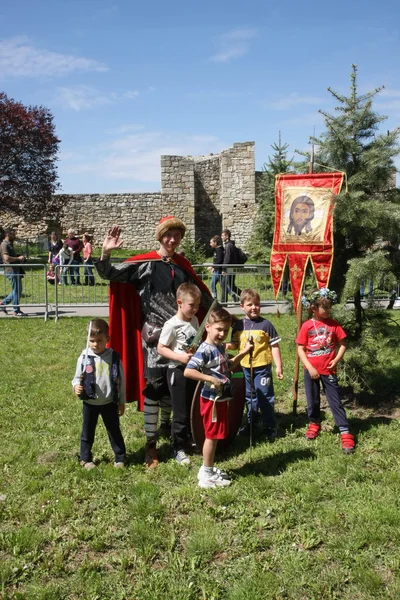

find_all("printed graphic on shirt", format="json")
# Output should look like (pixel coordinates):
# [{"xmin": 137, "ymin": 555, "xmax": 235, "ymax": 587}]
[
  {"xmin": 296, "ymin": 318, "xmax": 346, "ymax": 375},
  {"xmin": 186, "ymin": 342, "xmax": 230, "ymax": 400},
  {"xmin": 231, "ymin": 317, "xmax": 280, "ymax": 368}
]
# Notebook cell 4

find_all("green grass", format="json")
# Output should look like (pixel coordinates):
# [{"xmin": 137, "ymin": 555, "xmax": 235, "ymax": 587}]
[{"xmin": 1, "ymin": 316, "xmax": 400, "ymax": 599}]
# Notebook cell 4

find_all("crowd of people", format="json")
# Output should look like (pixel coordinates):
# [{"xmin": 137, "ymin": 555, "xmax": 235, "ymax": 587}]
[
  {"xmin": 71, "ymin": 217, "xmax": 355, "ymax": 490},
  {"xmin": 47, "ymin": 228, "xmax": 95, "ymax": 286}
]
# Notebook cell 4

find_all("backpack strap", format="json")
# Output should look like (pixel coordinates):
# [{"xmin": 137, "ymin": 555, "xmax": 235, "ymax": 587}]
[{"xmin": 111, "ymin": 350, "xmax": 120, "ymax": 403}]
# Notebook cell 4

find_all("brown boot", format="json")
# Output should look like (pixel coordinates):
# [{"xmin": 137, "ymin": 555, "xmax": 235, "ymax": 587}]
[{"xmin": 144, "ymin": 441, "xmax": 159, "ymax": 469}]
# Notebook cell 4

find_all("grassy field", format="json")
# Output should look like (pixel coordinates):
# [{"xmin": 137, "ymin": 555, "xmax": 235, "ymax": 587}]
[{"xmin": 1, "ymin": 315, "xmax": 400, "ymax": 599}]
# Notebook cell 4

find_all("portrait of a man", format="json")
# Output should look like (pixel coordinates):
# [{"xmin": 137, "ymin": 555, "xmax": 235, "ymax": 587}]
[{"xmin": 286, "ymin": 195, "xmax": 315, "ymax": 236}]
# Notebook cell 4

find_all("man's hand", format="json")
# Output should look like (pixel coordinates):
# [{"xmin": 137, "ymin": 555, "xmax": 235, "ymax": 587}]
[
  {"xmin": 118, "ymin": 404, "xmax": 125, "ymax": 416},
  {"xmin": 74, "ymin": 384, "xmax": 83, "ymax": 395},
  {"xmin": 102, "ymin": 226, "xmax": 124, "ymax": 255}
]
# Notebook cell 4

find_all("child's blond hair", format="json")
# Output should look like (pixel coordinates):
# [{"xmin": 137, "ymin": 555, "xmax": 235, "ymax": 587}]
[
  {"xmin": 176, "ymin": 282, "xmax": 201, "ymax": 302},
  {"xmin": 240, "ymin": 288, "xmax": 260, "ymax": 304}
]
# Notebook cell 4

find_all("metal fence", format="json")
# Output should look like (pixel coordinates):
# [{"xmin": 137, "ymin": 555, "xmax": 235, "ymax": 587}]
[
  {"xmin": 53, "ymin": 264, "xmax": 109, "ymax": 320},
  {"xmin": 0, "ymin": 263, "xmax": 48, "ymax": 319},
  {"xmin": 0, "ymin": 261, "xmax": 399, "ymax": 320}
]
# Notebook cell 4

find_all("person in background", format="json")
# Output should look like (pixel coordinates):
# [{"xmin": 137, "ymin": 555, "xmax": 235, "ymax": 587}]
[
  {"xmin": 48, "ymin": 232, "xmax": 62, "ymax": 265},
  {"xmin": 0, "ymin": 229, "xmax": 26, "ymax": 317},
  {"xmin": 65, "ymin": 228, "xmax": 84, "ymax": 285},
  {"xmin": 83, "ymin": 233, "xmax": 95, "ymax": 286},
  {"xmin": 220, "ymin": 229, "xmax": 242, "ymax": 303},
  {"xmin": 209, "ymin": 235, "xmax": 224, "ymax": 300}
]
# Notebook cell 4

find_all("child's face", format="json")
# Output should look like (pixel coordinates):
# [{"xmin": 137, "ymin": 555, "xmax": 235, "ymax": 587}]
[
  {"xmin": 205, "ymin": 320, "xmax": 230, "ymax": 345},
  {"xmin": 311, "ymin": 303, "xmax": 332, "ymax": 320},
  {"xmin": 241, "ymin": 297, "xmax": 260, "ymax": 320},
  {"xmin": 177, "ymin": 295, "xmax": 200, "ymax": 320},
  {"xmin": 89, "ymin": 333, "xmax": 109, "ymax": 355}
]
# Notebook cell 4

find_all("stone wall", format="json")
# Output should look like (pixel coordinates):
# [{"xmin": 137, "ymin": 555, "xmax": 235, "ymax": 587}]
[{"xmin": 0, "ymin": 141, "xmax": 256, "ymax": 251}]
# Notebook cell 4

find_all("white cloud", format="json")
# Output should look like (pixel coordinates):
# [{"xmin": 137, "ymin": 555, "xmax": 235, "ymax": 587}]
[
  {"xmin": 265, "ymin": 93, "xmax": 325, "ymax": 111},
  {"xmin": 61, "ymin": 130, "xmax": 227, "ymax": 185},
  {"xmin": 123, "ymin": 90, "xmax": 139, "ymax": 99},
  {"xmin": 55, "ymin": 86, "xmax": 143, "ymax": 111},
  {"xmin": 56, "ymin": 85, "xmax": 116, "ymax": 111},
  {"xmin": 0, "ymin": 36, "xmax": 108, "ymax": 78},
  {"xmin": 211, "ymin": 28, "xmax": 257, "ymax": 63}
]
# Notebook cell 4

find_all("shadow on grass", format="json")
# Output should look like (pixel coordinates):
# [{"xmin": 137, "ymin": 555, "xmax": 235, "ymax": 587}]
[{"xmin": 232, "ymin": 448, "xmax": 317, "ymax": 478}]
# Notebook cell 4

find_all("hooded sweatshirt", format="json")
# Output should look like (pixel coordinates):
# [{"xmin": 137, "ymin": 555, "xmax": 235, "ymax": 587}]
[{"xmin": 72, "ymin": 347, "xmax": 126, "ymax": 406}]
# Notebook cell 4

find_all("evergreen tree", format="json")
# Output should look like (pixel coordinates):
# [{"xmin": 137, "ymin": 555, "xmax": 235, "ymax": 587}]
[
  {"xmin": 308, "ymin": 65, "xmax": 400, "ymax": 310},
  {"xmin": 249, "ymin": 133, "xmax": 294, "ymax": 260}
]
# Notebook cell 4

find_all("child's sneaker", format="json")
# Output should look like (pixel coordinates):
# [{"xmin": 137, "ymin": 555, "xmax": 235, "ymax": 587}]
[
  {"xmin": 114, "ymin": 461, "xmax": 125, "ymax": 468},
  {"xmin": 305, "ymin": 423, "xmax": 321, "ymax": 440},
  {"xmin": 340, "ymin": 432, "xmax": 355, "ymax": 454},
  {"xmin": 198, "ymin": 470, "xmax": 231, "ymax": 489},
  {"xmin": 173, "ymin": 449, "xmax": 191, "ymax": 466},
  {"xmin": 197, "ymin": 465, "xmax": 229, "ymax": 481},
  {"xmin": 80, "ymin": 460, "xmax": 96, "ymax": 471}
]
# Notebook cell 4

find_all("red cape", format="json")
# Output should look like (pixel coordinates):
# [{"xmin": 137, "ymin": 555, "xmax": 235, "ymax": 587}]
[{"xmin": 108, "ymin": 251, "xmax": 211, "ymax": 410}]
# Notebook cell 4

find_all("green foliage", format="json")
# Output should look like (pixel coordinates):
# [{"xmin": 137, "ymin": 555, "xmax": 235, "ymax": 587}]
[{"xmin": 178, "ymin": 231, "xmax": 207, "ymax": 266}]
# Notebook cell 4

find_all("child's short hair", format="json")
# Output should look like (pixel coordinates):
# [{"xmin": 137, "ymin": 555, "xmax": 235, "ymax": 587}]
[
  {"xmin": 89, "ymin": 319, "xmax": 109, "ymax": 336},
  {"xmin": 176, "ymin": 282, "xmax": 201, "ymax": 301},
  {"xmin": 240, "ymin": 288, "xmax": 260, "ymax": 304},
  {"xmin": 208, "ymin": 307, "xmax": 232, "ymax": 325}
]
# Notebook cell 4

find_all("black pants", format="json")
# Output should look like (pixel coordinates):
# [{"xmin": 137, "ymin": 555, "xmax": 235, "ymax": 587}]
[
  {"xmin": 167, "ymin": 367, "xmax": 196, "ymax": 451},
  {"xmin": 304, "ymin": 370, "xmax": 349, "ymax": 429},
  {"xmin": 80, "ymin": 401, "xmax": 126, "ymax": 463},
  {"xmin": 221, "ymin": 274, "xmax": 242, "ymax": 302}
]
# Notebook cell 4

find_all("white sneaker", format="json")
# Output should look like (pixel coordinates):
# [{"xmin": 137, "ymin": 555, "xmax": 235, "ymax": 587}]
[
  {"xmin": 174, "ymin": 449, "xmax": 191, "ymax": 466},
  {"xmin": 198, "ymin": 470, "xmax": 231, "ymax": 489},
  {"xmin": 197, "ymin": 465, "xmax": 230, "ymax": 481}
]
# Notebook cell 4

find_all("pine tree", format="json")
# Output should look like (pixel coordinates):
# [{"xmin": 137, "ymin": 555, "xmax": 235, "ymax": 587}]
[
  {"xmin": 309, "ymin": 65, "xmax": 400, "ymax": 308},
  {"xmin": 249, "ymin": 133, "xmax": 294, "ymax": 260}
]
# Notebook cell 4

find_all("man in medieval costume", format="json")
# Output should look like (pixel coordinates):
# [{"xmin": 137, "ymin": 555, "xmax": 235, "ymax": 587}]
[{"xmin": 95, "ymin": 217, "xmax": 212, "ymax": 468}]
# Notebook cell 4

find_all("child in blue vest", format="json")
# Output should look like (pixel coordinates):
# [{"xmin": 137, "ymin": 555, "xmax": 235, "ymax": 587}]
[{"xmin": 72, "ymin": 319, "xmax": 127, "ymax": 470}]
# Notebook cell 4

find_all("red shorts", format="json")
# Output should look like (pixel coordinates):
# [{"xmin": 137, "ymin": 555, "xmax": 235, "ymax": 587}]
[{"xmin": 200, "ymin": 395, "xmax": 229, "ymax": 440}]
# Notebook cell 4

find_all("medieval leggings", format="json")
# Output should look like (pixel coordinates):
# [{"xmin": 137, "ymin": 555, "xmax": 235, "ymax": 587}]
[
  {"xmin": 80, "ymin": 401, "xmax": 126, "ymax": 463},
  {"xmin": 303, "ymin": 370, "xmax": 349, "ymax": 429}
]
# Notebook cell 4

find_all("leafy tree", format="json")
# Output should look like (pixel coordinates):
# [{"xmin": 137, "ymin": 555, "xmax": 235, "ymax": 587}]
[
  {"xmin": 0, "ymin": 91, "xmax": 61, "ymax": 220},
  {"xmin": 248, "ymin": 132, "xmax": 294, "ymax": 260},
  {"xmin": 305, "ymin": 65, "xmax": 400, "ymax": 306}
]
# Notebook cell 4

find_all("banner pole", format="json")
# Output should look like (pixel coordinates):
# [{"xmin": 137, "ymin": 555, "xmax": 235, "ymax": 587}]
[{"xmin": 292, "ymin": 143, "xmax": 314, "ymax": 414}]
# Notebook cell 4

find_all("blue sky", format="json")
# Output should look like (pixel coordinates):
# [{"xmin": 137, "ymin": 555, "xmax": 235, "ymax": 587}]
[{"xmin": 1, "ymin": 0, "xmax": 400, "ymax": 193}]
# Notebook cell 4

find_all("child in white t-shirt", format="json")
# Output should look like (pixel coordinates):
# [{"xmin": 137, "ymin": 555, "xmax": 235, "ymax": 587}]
[{"xmin": 157, "ymin": 283, "xmax": 201, "ymax": 465}]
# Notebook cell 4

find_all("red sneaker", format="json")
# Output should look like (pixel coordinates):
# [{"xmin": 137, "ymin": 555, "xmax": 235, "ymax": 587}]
[
  {"xmin": 305, "ymin": 423, "xmax": 321, "ymax": 440},
  {"xmin": 341, "ymin": 432, "xmax": 355, "ymax": 454}
]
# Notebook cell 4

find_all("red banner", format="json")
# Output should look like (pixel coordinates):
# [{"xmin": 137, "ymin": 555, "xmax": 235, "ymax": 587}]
[{"xmin": 271, "ymin": 172, "xmax": 344, "ymax": 309}]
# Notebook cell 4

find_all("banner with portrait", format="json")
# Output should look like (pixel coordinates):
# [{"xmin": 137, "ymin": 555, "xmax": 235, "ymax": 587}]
[{"xmin": 271, "ymin": 172, "xmax": 344, "ymax": 309}]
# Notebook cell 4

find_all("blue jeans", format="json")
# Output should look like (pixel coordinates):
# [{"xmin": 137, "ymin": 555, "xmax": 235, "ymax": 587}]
[
  {"xmin": 211, "ymin": 271, "xmax": 221, "ymax": 299},
  {"xmin": 2, "ymin": 273, "xmax": 22, "ymax": 312},
  {"xmin": 243, "ymin": 364, "xmax": 276, "ymax": 429}
]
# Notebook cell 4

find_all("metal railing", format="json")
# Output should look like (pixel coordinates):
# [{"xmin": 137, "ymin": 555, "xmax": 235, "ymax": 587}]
[
  {"xmin": 0, "ymin": 261, "xmax": 399, "ymax": 319},
  {"xmin": 0, "ymin": 263, "xmax": 48, "ymax": 319},
  {"xmin": 54, "ymin": 264, "xmax": 109, "ymax": 320}
]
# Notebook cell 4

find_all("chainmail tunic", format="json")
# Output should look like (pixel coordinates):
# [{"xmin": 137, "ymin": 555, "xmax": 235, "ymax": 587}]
[{"xmin": 95, "ymin": 257, "xmax": 212, "ymax": 380}]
